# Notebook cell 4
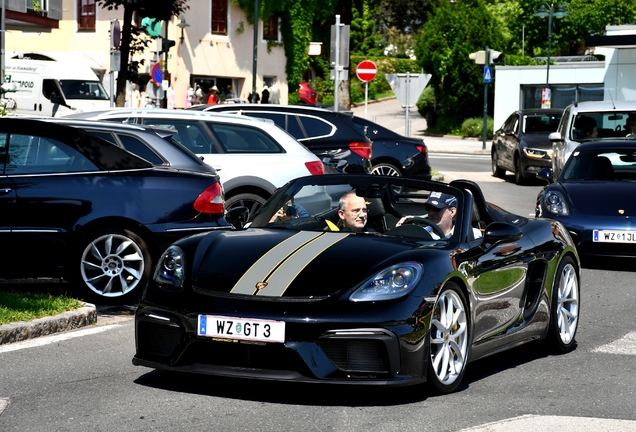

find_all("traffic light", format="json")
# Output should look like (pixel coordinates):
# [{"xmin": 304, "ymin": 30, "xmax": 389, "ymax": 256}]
[
  {"xmin": 469, "ymin": 51, "xmax": 486, "ymax": 64},
  {"xmin": 162, "ymin": 38, "xmax": 176, "ymax": 53},
  {"xmin": 490, "ymin": 50, "xmax": 505, "ymax": 64}
]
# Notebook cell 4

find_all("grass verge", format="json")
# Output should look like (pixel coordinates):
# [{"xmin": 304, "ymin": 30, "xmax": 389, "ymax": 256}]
[{"xmin": 0, "ymin": 290, "xmax": 84, "ymax": 325}]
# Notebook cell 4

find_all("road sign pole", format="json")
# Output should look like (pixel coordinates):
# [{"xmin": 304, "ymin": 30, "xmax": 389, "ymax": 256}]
[
  {"xmin": 334, "ymin": 15, "xmax": 340, "ymax": 112},
  {"xmin": 365, "ymin": 80, "xmax": 369, "ymax": 118},
  {"xmin": 482, "ymin": 46, "xmax": 489, "ymax": 150},
  {"xmin": 405, "ymin": 72, "xmax": 410, "ymax": 137}
]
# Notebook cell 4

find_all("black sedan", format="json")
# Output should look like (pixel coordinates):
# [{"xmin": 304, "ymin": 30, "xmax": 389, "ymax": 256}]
[
  {"xmin": 351, "ymin": 115, "xmax": 432, "ymax": 179},
  {"xmin": 492, "ymin": 108, "xmax": 563, "ymax": 184},
  {"xmin": 133, "ymin": 174, "xmax": 580, "ymax": 393},
  {"xmin": 0, "ymin": 118, "xmax": 230, "ymax": 303},
  {"xmin": 536, "ymin": 140, "xmax": 636, "ymax": 260}
]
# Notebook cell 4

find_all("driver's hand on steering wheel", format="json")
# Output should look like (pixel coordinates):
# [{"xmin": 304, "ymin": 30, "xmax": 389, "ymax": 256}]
[{"xmin": 396, "ymin": 215, "xmax": 414, "ymax": 227}]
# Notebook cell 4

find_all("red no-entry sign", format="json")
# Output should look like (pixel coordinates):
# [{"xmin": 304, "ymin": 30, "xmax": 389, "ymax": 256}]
[{"xmin": 356, "ymin": 60, "xmax": 377, "ymax": 82}]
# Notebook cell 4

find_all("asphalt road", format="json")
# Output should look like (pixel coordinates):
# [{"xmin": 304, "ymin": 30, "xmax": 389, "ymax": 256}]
[{"xmin": 1, "ymin": 102, "xmax": 635, "ymax": 431}]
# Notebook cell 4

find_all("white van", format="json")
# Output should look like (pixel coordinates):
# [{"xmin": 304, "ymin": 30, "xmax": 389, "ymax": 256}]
[{"xmin": 4, "ymin": 56, "xmax": 111, "ymax": 117}]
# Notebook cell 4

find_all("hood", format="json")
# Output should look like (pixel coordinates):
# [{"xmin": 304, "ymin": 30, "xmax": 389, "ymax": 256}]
[
  {"xmin": 192, "ymin": 229, "xmax": 438, "ymax": 298},
  {"xmin": 561, "ymin": 181, "xmax": 636, "ymax": 216},
  {"xmin": 521, "ymin": 134, "xmax": 552, "ymax": 150}
]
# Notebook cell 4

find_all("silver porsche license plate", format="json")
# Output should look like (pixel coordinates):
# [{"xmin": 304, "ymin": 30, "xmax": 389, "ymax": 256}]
[
  {"xmin": 593, "ymin": 230, "xmax": 636, "ymax": 243},
  {"xmin": 197, "ymin": 315, "xmax": 285, "ymax": 343}
]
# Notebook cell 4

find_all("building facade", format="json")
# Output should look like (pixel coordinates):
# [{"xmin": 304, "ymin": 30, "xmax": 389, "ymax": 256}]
[{"xmin": 4, "ymin": 0, "xmax": 289, "ymax": 109}]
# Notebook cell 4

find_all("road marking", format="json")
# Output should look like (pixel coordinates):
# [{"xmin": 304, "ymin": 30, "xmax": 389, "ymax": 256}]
[
  {"xmin": 592, "ymin": 331, "xmax": 636, "ymax": 355},
  {"xmin": 429, "ymin": 153, "xmax": 490, "ymax": 159},
  {"xmin": 0, "ymin": 398, "xmax": 8, "ymax": 416},
  {"xmin": 0, "ymin": 324, "xmax": 121, "ymax": 353},
  {"xmin": 460, "ymin": 415, "xmax": 636, "ymax": 431}
]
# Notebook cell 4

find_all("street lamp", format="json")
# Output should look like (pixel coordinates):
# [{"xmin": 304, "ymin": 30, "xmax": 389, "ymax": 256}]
[{"xmin": 534, "ymin": 2, "xmax": 570, "ymax": 87}]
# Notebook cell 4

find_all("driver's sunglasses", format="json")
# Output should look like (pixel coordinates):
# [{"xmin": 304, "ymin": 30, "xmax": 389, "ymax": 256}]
[{"xmin": 424, "ymin": 205, "xmax": 445, "ymax": 212}]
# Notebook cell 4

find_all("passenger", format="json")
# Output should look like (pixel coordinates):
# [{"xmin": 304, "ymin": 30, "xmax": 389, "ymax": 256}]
[
  {"xmin": 325, "ymin": 191, "xmax": 372, "ymax": 232},
  {"xmin": 625, "ymin": 114, "xmax": 636, "ymax": 137},
  {"xmin": 574, "ymin": 115, "xmax": 598, "ymax": 139},
  {"xmin": 396, "ymin": 192, "xmax": 482, "ymax": 239}
]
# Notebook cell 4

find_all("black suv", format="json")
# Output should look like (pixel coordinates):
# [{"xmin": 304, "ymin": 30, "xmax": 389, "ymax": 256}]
[{"xmin": 190, "ymin": 104, "xmax": 372, "ymax": 173}]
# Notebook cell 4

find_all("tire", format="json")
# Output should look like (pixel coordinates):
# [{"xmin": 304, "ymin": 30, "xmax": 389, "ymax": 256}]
[
  {"xmin": 514, "ymin": 154, "xmax": 527, "ymax": 185},
  {"xmin": 547, "ymin": 256, "xmax": 580, "ymax": 353},
  {"xmin": 74, "ymin": 228, "xmax": 151, "ymax": 304},
  {"xmin": 225, "ymin": 193, "xmax": 267, "ymax": 217},
  {"xmin": 371, "ymin": 163, "xmax": 401, "ymax": 177},
  {"xmin": 428, "ymin": 282, "xmax": 470, "ymax": 394},
  {"xmin": 491, "ymin": 149, "xmax": 505, "ymax": 178}
]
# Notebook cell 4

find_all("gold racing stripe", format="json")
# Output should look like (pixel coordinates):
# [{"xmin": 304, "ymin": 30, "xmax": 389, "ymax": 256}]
[
  {"xmin": 258, "ymin": 232, "xmax": 350, "ymax": 297},
  {"xmin": 231, "ymin": 231, "xmax": 325, "ymax": 295}
]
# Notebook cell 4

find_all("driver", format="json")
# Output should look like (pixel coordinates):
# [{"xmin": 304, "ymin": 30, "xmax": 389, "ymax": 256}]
[{"xmin": 397, "ymin": 192, "xmax": 482, "ymax": 239}]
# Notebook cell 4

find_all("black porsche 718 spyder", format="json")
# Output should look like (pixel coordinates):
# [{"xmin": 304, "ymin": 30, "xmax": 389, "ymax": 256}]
[{"xmin": 133, "ymin": 174, "xmax": 580, "ymax": 394}]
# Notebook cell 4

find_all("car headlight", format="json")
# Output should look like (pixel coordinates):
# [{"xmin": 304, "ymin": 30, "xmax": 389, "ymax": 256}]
[
  {"xmin": 542, "ymin": 190, "xmax": 570, "ymax": 216},
  {"xmin": 153, "ymin": 245, "xmax": 186, "ymax": 290},
  {"xmin": 350, "ymin": 262, "xmax": 423, "ymax": 302},
  {"xmin": 523, "ymin": 147, "xmax": 552, "ymax": 159}
]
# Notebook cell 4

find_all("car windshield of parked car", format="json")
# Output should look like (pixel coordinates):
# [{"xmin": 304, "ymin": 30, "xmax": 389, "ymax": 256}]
[
  {"xmin": 247, "ymin": 177, "xmax": 463, "ymax": 242},
  {"xmin": 523, "ymin": 114, "xmax": 561, "ymax": 134},
  {"xmin": 569, "ymin": 111, "xmax": 636, "ymax": 141},
  {"xmin": 562, "ymin": 148, "xmax": 636, "ymax": 181}
]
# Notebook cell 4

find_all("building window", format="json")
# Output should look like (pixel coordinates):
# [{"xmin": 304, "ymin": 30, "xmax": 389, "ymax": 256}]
[
  {"xmin": 263, "ymin": 16, "xmax": 279, "ymax": 41},
  {"xmin": 78, "ymin": 0, "xmax": 96, "ymax": 31},
  {"xmin": 212, "ymin": 0, "xmax": 228, "ymax": 35}
]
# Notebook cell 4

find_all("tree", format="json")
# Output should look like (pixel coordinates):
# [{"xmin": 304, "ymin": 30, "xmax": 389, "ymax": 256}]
[
  {"xmin": 415, "ymin": 0, "xmax": 506, "ymax": 128},
  {"xmin": 97, "ymin": 0, "xmax": 189, "ymax": 106}
]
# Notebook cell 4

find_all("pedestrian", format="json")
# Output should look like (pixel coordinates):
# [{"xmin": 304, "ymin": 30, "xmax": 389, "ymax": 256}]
[
  {"xmin": 207, "ymin": 86, "xmax": 219, "ymax": 104},
  {"xmin": 269, "ymin": 82, "xmax": 280, "ymax": 104},
  {"xmin": 249, "ymin": 90, "xmax": 260, "ymax": 104},
  {"xmin": 261, "ymin": 85, "xmax": 270, "ymax": 104}
]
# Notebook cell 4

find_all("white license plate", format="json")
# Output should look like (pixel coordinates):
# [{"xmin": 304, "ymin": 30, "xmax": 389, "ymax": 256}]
[
  {"xmin": 197, "ymin": 315, "xmax": 285, "ymax": 343},
  {"xmin": 593, "ymin": 230, "xmax": 636, "ymax": 244}
]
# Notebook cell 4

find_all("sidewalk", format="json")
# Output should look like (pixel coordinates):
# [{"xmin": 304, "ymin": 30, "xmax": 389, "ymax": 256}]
[{"xmin": 350, "ymin": 97, "xmax": 491, "ymax": 155}]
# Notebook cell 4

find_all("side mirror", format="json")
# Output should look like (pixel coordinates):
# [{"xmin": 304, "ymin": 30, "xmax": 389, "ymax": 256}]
[
  {"xmin": 480, "ymin": 222, "xmax": 523, "ymax": 251},
  {"xmin": 537, "ymin": 167, "xmax": 553, "ymax": 184},
  {"xmin": 225, "ymin": 206, "xmax": 249, "ymax": 229},
  {"xmin": 549, "ymin": 131, "xmax": 562, "ymax": 142}
]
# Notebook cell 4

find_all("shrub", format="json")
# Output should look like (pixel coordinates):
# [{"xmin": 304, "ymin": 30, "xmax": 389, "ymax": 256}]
[{"xmin": 461, "ymin": 116, "xmax": 494, "ymax": 138}]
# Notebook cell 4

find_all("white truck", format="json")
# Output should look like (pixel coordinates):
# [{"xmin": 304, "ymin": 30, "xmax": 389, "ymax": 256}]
[{"xmin": 4, "ymin": 55, "xmax": 111, "ymax": 117}]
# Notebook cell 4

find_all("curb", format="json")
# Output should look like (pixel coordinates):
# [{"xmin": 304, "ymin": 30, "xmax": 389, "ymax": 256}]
[{"xmin": 0, "ymin": 302, "xmax": 97, "ymax": 345}]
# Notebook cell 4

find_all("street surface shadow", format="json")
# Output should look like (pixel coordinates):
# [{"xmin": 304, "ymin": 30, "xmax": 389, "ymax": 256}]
[
  {"xmin": 133, "ymin": 339, "xmax": 557, "ymax": 404},
  {"xmin": 581, "ymin": 257, "xmax": 636, "ymax": 272}
]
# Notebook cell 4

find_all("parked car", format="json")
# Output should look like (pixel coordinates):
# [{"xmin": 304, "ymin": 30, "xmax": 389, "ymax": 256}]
[
  {"xmin": 536, "ymin": 140, "xmax": 636, "ymax": 260},
  {"xmin": 63, "ymin": 109, "xmax": 325, "ymax": 215},
  {"xmin": 188, "ymin": 104, "xmax": 373, "ymax": 174},
  {"xmin": 351, "ymin": 115, "xmax": 431, "ymax": 179},
  {"xmin": 133, "ymin": 174, "xmax": 580, "ymax": 394},
  {"xmin": 40, "ymin": 119, "xmax": 218, "ymax": 175},
  {"xmin": 491, "ymin": 108, "xmax": 563, "ymax": 184},
  {"xmin": 297, "ymin": 81, "xmax": 317, "ymax": 105},
  {"xmin": 0, "ymin": 118, "xmax": 230, "ymax": 303},
  {"xmin": 549, "ymin": 100, "xmax": 636, "ymax": 179}
]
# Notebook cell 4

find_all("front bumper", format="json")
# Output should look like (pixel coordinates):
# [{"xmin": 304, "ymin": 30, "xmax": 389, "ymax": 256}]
[{"xmin": 133, "ymin": 302, "xmax": 430, "ymax": 386}]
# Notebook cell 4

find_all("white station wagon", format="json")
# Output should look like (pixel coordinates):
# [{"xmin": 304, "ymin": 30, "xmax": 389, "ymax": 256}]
[{"xmin": 64, "ymin": 108, "xmax": 325, "ymax": 214}]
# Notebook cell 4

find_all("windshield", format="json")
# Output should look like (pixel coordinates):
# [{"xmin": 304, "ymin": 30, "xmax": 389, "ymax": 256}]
[
  {"xmin": 247, "ymin": 176, "xmax": 472, "ymax": 242},
  {"xmin": 522, "ymin": 114, "xmax": 561, "ymax": 134},
  {"xmin": 570, "ymin": 111, "xmax": 636, "ymax": 141},
  {"xmin": 561, "ymin": 147, "xmax": 636, "ymax": 181},
  {"xmin": 59, "ymin": 80, "xmax": 109, "ymax": 101}
]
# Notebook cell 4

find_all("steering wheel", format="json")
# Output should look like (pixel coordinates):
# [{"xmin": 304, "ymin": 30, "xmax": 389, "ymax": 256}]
[{"xmin": 401, "ymin": 217, "xmax": 446, "ymax": 238}]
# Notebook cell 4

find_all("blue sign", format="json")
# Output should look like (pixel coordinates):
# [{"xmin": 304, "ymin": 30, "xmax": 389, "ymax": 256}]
[{"xmin": 484, "ymin": 66, "xmax": 493, "ymax": 83}]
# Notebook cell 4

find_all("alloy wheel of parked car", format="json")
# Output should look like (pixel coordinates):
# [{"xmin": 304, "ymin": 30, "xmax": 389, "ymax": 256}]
[
  {"xmin": 428, "ymin": 282, "xmax": 469, "ymax": 394},
  {"xmin": 77, "ymin": 229, "xmax": 151, "ymax": 303},
  {"xmin": 225, "ymin": 193, "xmax": 267, "ymax": 217},
  {"xmin": 491, "ymin": 150, "xmax": 505, "ymax": 178},
  {"xmin": 548, "ymin": 257, "xmax": 580, "ymax": 353},
  {"xmin": 371, "ymin": 163, "xmax": 401, "ymax": 177}
]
